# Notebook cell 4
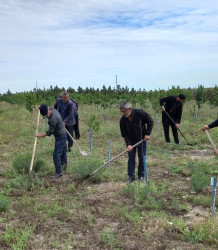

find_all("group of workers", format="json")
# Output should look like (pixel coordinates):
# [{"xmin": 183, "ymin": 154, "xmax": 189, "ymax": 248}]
[{"xmin": 35, "ymin": 92, "xmax": 218, "ymax": 182}]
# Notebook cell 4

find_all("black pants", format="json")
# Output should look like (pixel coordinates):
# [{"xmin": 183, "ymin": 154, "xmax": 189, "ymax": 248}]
[
  {"xmin": 162, "ymin": 113, "xmax": 179, "ymax": 144},
  {"xmin": 73, "ymin": 111, "xmax": 80, "ymax": 139},
  {"xmin": 65, "ymin": 125, "xmax": 74, "ymax": 148}
]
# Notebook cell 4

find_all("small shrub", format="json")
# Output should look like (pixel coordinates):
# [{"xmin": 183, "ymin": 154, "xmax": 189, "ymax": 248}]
[
  {"xmin": 188, "ymin": 161, "xmax": 210, "ymax": 192},
  {"xmin": 12, "ymin": 153, "xmax": 46, "ymax": 174},
  {"xmin": 71, "ymin": 158, "xmax": 105, "ymax": 182},
  {"xmin": 190, "ymin": 173, "xmax": 209, "ymax": 192},
  {"xmin": 0, "ymin": 195, "xmax": 11, "ymax": 212},
  {"xmin": 5, "ymin": 175, "xmax": 33, "ymax": 191},
  {"xmin": 88, "ymin": 115, "xmax": 102, "ymax": 133},
  {"xmin": 1, "ymin": 225, "xmax": 34, "ymax": 249}
]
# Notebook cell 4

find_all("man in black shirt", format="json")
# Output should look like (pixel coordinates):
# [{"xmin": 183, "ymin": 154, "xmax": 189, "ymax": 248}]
[
  {"xmin": 159, "ymin": 94, "xmax": 186, "ymax": 144},
  {"xmin": 120, "ymin": 101, "xmax": 153, "ymax": 183}
]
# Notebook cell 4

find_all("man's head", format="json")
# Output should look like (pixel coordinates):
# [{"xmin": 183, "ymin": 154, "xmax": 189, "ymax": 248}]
[
  {"xmin": 176, "ymin": 94, "xmax": 186, "ymax": 103},
  {"xmin": 40, "ymin": 104, "xmax": 48, "ymax": 117},
  {"xmin": 120, "ymin": 101, "xmax": 132, "ymax": 117},
  {"xmin": 61, "ymin": 91, "xmax": 69, "ymax": 103}
]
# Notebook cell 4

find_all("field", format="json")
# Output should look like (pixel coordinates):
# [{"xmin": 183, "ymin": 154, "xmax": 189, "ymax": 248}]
[{"xmin": 0, "ymin": 100, "xmax": 217, "ymax": 250}]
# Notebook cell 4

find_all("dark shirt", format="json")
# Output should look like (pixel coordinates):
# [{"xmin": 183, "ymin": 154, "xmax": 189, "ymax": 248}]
[
  {"xmin": 208, "ymin": 119, "xmax": 218, "ymax": 129},
  {"xmin": 46, "ymin": 108, "xmax": 66, "ymax": 138},
  {"xmin": 160, "ymin": 96, "xmax": 183, "ymax": 123},
  {"xmin": 120, "ymin": 109, "xmax": 153, "ymax": 146},
  {"xmin": 54, "ymin": 98, "xmax": 75, "ymax": 126}
]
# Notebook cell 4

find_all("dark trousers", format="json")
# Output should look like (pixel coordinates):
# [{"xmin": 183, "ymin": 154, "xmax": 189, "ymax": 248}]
[
  {"xmin": 73, "ymin": 111, "xmax": 80, "ymax": 138},
  {"xmin": 162, "ymin": 114, "xmax": 179, "ymax": 144},
  {"xmin": 53, "ymin": 134, "xmax": 67, "ymax": 174},
  {"xmin": 65, "ymin": 125, "xmax": 74, "ymax": 148},
  {"xmin": 127, "ymin": 141, "xmax": 146, "ymax": 178}
]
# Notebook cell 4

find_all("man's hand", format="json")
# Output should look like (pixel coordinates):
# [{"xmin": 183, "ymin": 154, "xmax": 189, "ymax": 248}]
[
  {"xmin": 214, "ymin": 149, "xmax": 218, "ymax": 155},
  {"xmin": 35, "ymin": 132, "xmax": 46, "ymax": 137},
  {"xmin": 144, "ymin": 135, "xmax": 150, "ymax": 141},
  {"xmin": 161, "ymin": 106, "xmax": 165, "ymax": 111},
  {"xmin": 127, "ymin": 145, "xmax": 133, "ymax": 152},
  {"xmin": 202, "ymin": 125, "xmax": 209, "ymax": 131},
  {"xmin": 175, "ymin": 123, "xmax": 180, "ymax": 128}
]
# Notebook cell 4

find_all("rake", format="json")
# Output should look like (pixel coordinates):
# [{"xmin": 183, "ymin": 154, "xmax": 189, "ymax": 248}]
[
  {"xmin": 164, "ymin": 110, "xmax": 193, "ymax": 146},
  {"xmin": 65, "ymin": 128, "xmax": 88, "ymax": 156},
  {"xmin": 76, "ymin": 139, "xmax": 144, "ymax": 187}
]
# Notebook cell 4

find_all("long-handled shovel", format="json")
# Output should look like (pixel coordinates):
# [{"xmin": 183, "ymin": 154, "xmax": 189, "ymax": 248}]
[
  {"xmin": 29, "ymin": 109, "xmax": 40, "ymax": 182},
  {"xmin": 205, "ymin": 130, "xmax": 217, "ymax": 151},
  {"xmin": 65, "ymin": 128, "xmax": 88, "ymax": 156},
  {"xmin": 76, "ymin": 139, "xmax": 144, "ymax": 186},
  {"xmin": 164, "ymin": 110, "xmax": 193, "ymax": 146}
]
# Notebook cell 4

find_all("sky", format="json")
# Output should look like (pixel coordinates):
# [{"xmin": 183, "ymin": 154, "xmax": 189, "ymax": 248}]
[{"xmin": 0, "ymin": 0, "xmax": 218, "ymax": 94}]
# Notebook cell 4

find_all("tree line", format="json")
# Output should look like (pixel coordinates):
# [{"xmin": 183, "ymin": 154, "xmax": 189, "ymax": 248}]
[{"xmin": 0, "ymin": 84, "xmax": 218, "ymax": 115}]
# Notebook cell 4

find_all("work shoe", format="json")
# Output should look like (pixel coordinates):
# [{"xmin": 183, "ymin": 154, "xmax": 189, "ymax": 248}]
[
  {"xmin": 138, "ymin": 177, "xmax": 145, "ymax": 182},
  {"xmin": 127, "ymin": 177, "xmax": 135, "ymax": 184},
  {"xmin": 68, "ymin": 147, "xmax": 71, "ymax": 152},
  {"xmin": 62, "ymin": 164, "xmax": 67, "ymax": 172},
  {"xmin": 75, "ymin": 136, "xmax": 80, "ymax": 139},
  {"xmin": 51, "ymin": 173, "xmax": 62, "ymax": 179}
]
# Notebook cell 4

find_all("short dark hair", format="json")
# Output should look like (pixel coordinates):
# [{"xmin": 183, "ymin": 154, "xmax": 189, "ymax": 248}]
[
  {"xmin": 40, "ymin": 104, "xmax": 48, "ymax": 116},
  {"xmin": 178, "ymin": 94, "xmax": 186, "ymax": 100}
]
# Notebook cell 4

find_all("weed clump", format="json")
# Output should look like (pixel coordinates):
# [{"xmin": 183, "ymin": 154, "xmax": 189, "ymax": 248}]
[
  {"xmin": 0, "ymin": 195, "xmax": 11, "ymax": 212},
  {"xmin": 12, "ymin": 153, "xmax": 46, "ymax": 174},
  {"xmin": 188, "ymin": 161, "xmax": 210, "ymax": 192},
  {"xmin": 71, "ymin": 157, "xmax": 106, "ymax": 182}
]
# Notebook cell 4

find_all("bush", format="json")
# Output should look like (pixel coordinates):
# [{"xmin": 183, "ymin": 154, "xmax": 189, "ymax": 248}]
[
  {"xmin": 4, "ymin": 175, "xmax": 42, "ymax": 191},
  {"xmin": 12, "ymin": 154, "xmax": 46, "ymax": 174},
  {"xmin": 0, "ymin": 195, "xmax": 11, "ymax": 212},
  {"xmin": 71, "ymin": 158, "xmax": 105, "ymax": 182},
  {"xmin": 188, "ymin": 161, "xmax": 210, "ymax": 192}
]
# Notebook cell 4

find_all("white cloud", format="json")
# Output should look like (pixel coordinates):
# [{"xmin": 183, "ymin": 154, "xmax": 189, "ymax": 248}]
[{"xmin": 0, "ymin": 0, "xmax": 218, "ymax": 93}]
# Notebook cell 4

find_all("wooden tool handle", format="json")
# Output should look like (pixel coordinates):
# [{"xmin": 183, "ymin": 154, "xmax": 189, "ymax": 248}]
[
  {"xmin": 205, "ymin": 130, "xmax": 217, "ymax": 151},
  {"xmin": 29, "ymin": 109, "xmax": 40, "ymax": 173}
]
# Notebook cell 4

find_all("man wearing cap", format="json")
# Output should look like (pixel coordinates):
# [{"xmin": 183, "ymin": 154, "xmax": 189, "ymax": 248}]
[
  {"xmin": 120, "ymin": 101, "xmax": 153, "ymax": 183},
  {"xmin": 202, "ymin": 119, "xmax": 218, "ymax": 155},
  {"xmin": 35, "ymin": 104, "xmax": 67, "ymax": 178},
  {"xmin": 54, "ymin": 91, "xmax": 75, "ymax": 152},
  {"xmin": 159, "ymin": 94, "xmax": 186, "ymax": 144}
]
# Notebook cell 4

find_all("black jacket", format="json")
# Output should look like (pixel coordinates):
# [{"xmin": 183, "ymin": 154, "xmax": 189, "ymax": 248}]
[
  {"xmin": 120, "ymin": 109, "xmax": 153, "ymax": 146},
  {"xmin": 160, "ymin": 96, "xmax": 183, "ymax": 123},
  {"xmin": 208, "ymin": 119, "xmax": 218, "ymax": 129},
  {"xmin": 54, "ymin": 98, "xmax": 75, "ymax": 126}
]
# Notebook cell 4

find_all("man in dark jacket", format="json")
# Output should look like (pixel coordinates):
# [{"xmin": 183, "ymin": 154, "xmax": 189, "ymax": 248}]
[
  {"xmin": 120, "ymin": 101, "xmax": 153, "ymax": 183},
  {"xmin": 35, "ymin": 104, "xmax": 67, "ymax": 178},
  {"xmin": 202, "ymin": 119, "xmax": 218, "ymax": 155},
  {"xmin": 71, "ymin": 98, "xmax": 80, "ymax": 139},
  {"xmin": 160, "ymin": 94, "xmax": 186, "ymax": 144},
  {"xmin": 54, "ymin": 92, "xmax": 75, "ymax": 152}
]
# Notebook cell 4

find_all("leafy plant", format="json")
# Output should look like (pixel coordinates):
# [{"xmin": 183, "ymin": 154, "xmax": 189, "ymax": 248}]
[
  {"xmin": 101, "ymin": 229, "xmax": 117, "ymax": 249},
  {"xmin": 188, "ymin": 161, "xmax": 210, "ymax": 192},
  {"xmin": 24, "ymin": 93, "xmax": 37, "ymax": 113},
  {"xmin": 71, "ymin": 157, "xmax": 105, "ymax": 182},
  {"xmin": 1, "ymin": 225, "xmax": 34, "ymax": 249},
  {"xmin": 0, "ymin": 195, "xmax": 11, "ymax": 212},
  {"xmin": 88, "ymin": 115, "xmax": 102, "ymax": 133},
  {"xmin": 12, "ymin": 153, "xmax": 46, "ymax": 174}
]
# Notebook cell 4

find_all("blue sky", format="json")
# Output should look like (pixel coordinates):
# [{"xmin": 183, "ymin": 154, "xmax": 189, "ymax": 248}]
[{"xmin": 0, "ymin": 0, "xmax": 218, "ymax": 94}]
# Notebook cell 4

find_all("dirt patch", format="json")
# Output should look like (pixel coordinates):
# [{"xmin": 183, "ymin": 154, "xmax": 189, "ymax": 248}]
[{"xmin": 172, "ymin": 149, "xmax": 214, "ymax": 159}]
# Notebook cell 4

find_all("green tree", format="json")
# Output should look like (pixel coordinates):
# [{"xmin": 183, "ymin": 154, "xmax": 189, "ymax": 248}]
[{"xmin": 195, "ymin": 85, "xmax": 206, "ymax": 115}]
